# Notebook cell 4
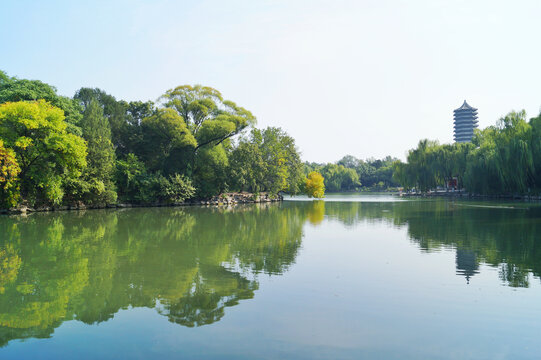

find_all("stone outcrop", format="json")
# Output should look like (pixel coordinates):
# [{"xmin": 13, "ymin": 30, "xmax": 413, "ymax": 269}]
[{"xmin": 193, "ymin": 192, "xmax": 282, "ymax": 206}]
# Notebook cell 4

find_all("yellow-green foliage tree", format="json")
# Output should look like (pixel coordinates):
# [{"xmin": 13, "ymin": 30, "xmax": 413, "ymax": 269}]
[
  {"xmin": 305, "ymin": 171, "xmax": 325, "ymax": 198},
  {"xmin": 0, "ymin": 140, "xmax": 20, "ymax": 207},
  {"xmin": 0, "ymin": 100, "xmax": 87, "ymax": 205},
  {"xmin": 0, "ymin": 244, "xmax": 21, "ymax": 294}
]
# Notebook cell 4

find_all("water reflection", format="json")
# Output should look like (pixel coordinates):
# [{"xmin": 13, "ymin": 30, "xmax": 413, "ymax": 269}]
[
  {"xmin": 455, "ymin": 249, "xmax": 479, "ymax": 284},
  {"xmin": 1, "ymin": 199, "xmax": 541, "ymax": 347},
  {"xmin": 307, "ymin": 200, "xmax": 541, "ymax": 287},
  {"xmin": 0, "ymin": 204, "xmax": 308, "ymax": 346}
]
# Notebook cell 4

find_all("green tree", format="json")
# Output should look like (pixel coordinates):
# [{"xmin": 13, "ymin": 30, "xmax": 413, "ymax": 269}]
[
  {"xmin": 81, "ymin": 100, "xmax": 115, "ymax": 178},
  {"xmin": 319, "ymin": 163, "xmax": 360, "ymax": 192},
  {"xmin": 160, "ymin": 85, "xmax": 256, "ymax": 152},
  {"xmin": 77, "ymin": 99, "xmax": 117, "ymax": 204},
  {"xmin": 0, "ymin": 72, "xmax": 83, "ymax": 135},
  {"xmin": 228, "ymin": 127, "xmax": 303, "ymax": 196},
  {"xmin": 74, "ymin": 88, "xmax": 155, "ymax": 156},
  {"xmin": 337, "ymin": 155, "xmax": 362, "ymax": 169},
  {"xmin": 162, "ymin": 174, "xmax": 196, "ymax": 203},
  {"xmin": 115, "ymin": 153, "xmax": 147, "ymax": 201},
  {"xmin": 141, "ymin": 108, "xmax": 197, "ymax": 174},
  {"xmin": 0, "ymin": 101, "xmax": 87, "ymax": 205},
  {"xmin": 194, "ymin": 144, "xmax": 229, "ymax": 198},
  {"xmin": 394, "ymin": 109, "xmax": 538, "ymax": 195},
  {"xmin": 229, "ymin": 137, "xmax": 264, "ymax": 192}
]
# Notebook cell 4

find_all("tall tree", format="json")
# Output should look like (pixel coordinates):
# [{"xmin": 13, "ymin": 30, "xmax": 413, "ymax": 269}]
[
  {"xmin": 0, "ymin": 100, "xmax": 87, "ymax": 205},
  {"xmin": 160, "ymin": 85, "xmax": 256, "ymax": 152},
  {"xmin": 141, "ymin": 108, "xmax": 197, "ymax": 174},
  {"xmin": 81, "ymin": 100, "xmax": 115, "ymax": 179},
  {"xmin": 78, "ymin": 99, "xmax": 117, "ymax": 204}
]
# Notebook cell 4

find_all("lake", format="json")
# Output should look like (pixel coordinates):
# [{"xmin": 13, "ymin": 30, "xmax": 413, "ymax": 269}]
[{"xmin": 1, "ymin": 195, "xmax": 541, "ymax": 359}]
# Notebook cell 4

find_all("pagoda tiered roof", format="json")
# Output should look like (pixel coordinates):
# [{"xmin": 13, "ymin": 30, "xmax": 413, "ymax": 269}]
[
  {"xmin": 453, "ymin": 100, "xmax": 478, "ymax": 113},
  {"xmin": 453, "ymin": 100, "xmax": 478, "ymax": 143}
]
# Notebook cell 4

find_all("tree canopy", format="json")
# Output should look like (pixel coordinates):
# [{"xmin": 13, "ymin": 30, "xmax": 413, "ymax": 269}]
[
  {"xmin": 0, "ymin": 75, "xmax": 83, "ymax": 134},
  {"xmin": 160, "ymin": 85, "xmax": 256, "ymax": 152},
  {"xmin": 394, "ymin": 109, "xmax": 541, "ymax": 196},
  {"xmin": 0, "ymin": 100, "xmax": 87, "ymax": 205},
  {"xmin": 0, "ymin": 71, "xmax": 310, "ymax": 207},
  {"xmin": 305, "ymin": 171, "xmax": 325, "ymax": 198}
]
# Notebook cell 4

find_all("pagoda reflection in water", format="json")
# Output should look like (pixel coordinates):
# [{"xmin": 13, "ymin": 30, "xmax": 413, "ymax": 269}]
[{"xmin": 455, "ymin": 248, "xmax": 479, "ymax": 284}]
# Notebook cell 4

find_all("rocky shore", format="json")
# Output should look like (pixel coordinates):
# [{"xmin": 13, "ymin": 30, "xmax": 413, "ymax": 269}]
[{"xmin": 1, "ymin": 192, "xmax": 283, "ymax": 215}]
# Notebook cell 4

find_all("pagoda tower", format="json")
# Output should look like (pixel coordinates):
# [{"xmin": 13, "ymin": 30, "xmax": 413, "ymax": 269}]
[{"xmin": 453, "ymin": 100, "xmax": 478, "ymax": 143}]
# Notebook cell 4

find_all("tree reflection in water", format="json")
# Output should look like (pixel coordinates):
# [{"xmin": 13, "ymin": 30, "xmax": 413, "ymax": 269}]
[
  {"xmin": 320, "ymin": 200, "xmax": 541, "ymax": 287},
  {"xmin": 1, "ymin": 199, "xmax": 541, "ymax": 346},
  {"xmin": 0, "ymin": 203, "xmax": 309, "ymax": 346}
]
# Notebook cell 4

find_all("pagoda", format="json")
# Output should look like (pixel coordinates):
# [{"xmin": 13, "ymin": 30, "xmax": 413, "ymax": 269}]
[{"xmin": 453, "ymin": 100, "xmax": 478, "ymax": 143}]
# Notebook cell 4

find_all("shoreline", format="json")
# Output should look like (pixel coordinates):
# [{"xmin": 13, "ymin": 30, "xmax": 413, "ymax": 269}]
[
  {"xmin": 398, "ymin": 191, "xmax": 541, "ymax": 201},
  {"xmin": 1, "ymin": 192, "xmax": 283, "ymax": 215}
]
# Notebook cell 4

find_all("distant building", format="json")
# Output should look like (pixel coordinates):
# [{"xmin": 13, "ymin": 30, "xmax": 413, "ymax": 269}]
[{"xmin": 453, "ymin": 100, "xmax": 478, "ymax": 143}]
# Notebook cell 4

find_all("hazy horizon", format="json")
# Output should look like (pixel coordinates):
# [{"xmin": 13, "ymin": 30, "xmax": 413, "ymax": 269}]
[{"xmin": 2, "ymin": 0, "xmax": 540, "ymax": 162}]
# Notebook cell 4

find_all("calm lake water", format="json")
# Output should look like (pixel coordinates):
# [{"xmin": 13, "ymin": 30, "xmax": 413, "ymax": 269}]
[{"xmin": 1, "ymin": 195, "xmax": 541, "ymax": 359}]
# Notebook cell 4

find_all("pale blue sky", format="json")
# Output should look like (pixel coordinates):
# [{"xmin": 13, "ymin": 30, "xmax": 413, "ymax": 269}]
[{"xmin": 2, "ymin": 0, "xmax": 540, "ymax": 162}]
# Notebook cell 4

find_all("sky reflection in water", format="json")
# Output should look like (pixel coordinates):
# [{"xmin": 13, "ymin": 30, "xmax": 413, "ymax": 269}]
[{"xmin": 1, "ymin": 197, "xmax": 541, "ymax": 359}]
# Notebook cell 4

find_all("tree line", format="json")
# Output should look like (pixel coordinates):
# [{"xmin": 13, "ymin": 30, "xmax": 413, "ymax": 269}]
[
  {"xmin": 0, "ymin": 71, "xmax": 315, "ymax": 208},
  {"xmin": 393, "ymin": 109, "xmax": 541, "ymax": 195},
  {"xmin": 303, "ymin": 155, "xmax": 399, "ymax": 192}
]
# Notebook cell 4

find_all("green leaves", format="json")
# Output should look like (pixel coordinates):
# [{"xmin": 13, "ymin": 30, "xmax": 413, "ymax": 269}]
[
  {"xmin": 0, "ymin": 75, "xmax": 83, "ymax": 133},
  {"xmin": 0, "ymin": 76, "xmax": 304, "ymax": 204},
  {"xmin": 141, "ymin": 108, "xmax": 196, "ymax": 174},
  {"xmin": 396, "ymin": 109, "xmax": 541, "ymax": 195},
  {"xmin": 319, "ymin": 163, "xmax": 360, "ymax": 192},
  {"xmin": 228, "ymin": 127, "xmax": 303, "ymax": 196},
  {"xmin": 160, "ymin": 85, "xmax": 256, "ymax": 151},
  {"xmin": 0, "ymin": 100, "xmax": 87, "ymax": 205}
]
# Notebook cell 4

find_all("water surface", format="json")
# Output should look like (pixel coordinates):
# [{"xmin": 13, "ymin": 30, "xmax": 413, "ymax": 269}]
[{"xmin": 1, "ymin": 197, "xmax": 541, "ymax": 359}]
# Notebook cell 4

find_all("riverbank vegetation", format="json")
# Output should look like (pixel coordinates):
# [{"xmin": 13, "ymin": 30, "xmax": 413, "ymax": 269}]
[
  {"xmin": 0, "ymin": 71, "xmax": 307, "ymax": 208},
  {"xmin": 394, "ymin": 110, "xmax": 541, "ymax": 195},
  {"xmin": 304, "ymin": 155, "xmax": 399, "ymax": 192}
]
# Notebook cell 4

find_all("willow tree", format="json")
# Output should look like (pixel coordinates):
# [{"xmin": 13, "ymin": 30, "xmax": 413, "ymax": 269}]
[
  {"xmin": 494, "ymin": 110, "xmax": 533, "ymax": 193},
  {"xmin": 529, "ymin": 112, "xmax": 541, "ymax": 190},
  {"xmin": 463, "ymin": 111, "xmax": 533, "ymax": 195},
  {"xmin": 404, "ymin": 139, "xmax": 440, "ymax": 192}
]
